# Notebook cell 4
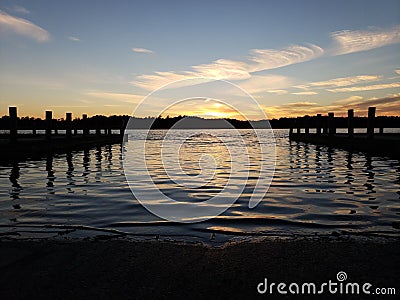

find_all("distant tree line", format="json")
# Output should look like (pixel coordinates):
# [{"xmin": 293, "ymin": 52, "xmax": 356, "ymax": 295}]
[{"xmin": 0, "ymin": 114, "xmax": 399, "ymax": 130}]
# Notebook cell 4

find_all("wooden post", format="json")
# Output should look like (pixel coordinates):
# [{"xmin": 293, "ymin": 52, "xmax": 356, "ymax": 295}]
[
  {"xmin": 96, "ymin": 122, "xmax": 101, "ymax": 136},
  {"xmin": 120, "ymin": 119, "xmax": 126, "ymax": 136},
  {"xmin": 54, "ymin": 120, "xmax": 58, "ymax": 135},
  {"xmin": 316, "ymin": 114, "xmax": 321, "ymax": 135},
  {"xmin": 296, "ymin": 117, "xmax": 301, "ymax": 134},
  {"xmin": 66, "ymin": 112, "xmax": 72, "ymax": 138},
  {"xmin": 328, "ymin": 112, "xmax": 335, "ymax": 136},
  {"xmin": 348, "ymin": 109, "xmax": 354, "ymax": 138},
  {"xmin": 9, "ymin": 106, "xmax": 17, "ymax": 142},
  {"xmin": 323, "ymin": 116, "xmax": 328, "ymax": 134},
  {"xmin": 32, "ymin": 119, "xmax": 36, "ymax": 135},
  {"xmin": 45, "ymin": 111, "xmax": 52, "ymax": 140},
  {"xmin": 82, "ymin": 114, "xmax": 88, "ymax": 136},
  {"xmin": 367, "ymin": 107, "xmax": 375, "ymax": 139},
  {"xmin": 304, "ymin": 116, "xmax": 309, "ymax": 134},
  {"xmin": 379, "ymin": 127, "xmax": 384, "ymax": 134}
]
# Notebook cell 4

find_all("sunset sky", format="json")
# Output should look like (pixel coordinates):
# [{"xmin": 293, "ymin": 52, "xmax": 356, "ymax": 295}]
[{"xmin": 0, "ymin": 0, "xmax": 399, "ymax": 119}]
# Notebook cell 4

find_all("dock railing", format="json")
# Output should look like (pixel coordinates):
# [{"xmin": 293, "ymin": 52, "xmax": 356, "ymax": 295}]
[
  {"xmin": 289, "ymin": 107, "xmax": 400, "ymax": 138},
  {"xmin": 3, "ymin": 107, "xmax": 126, "ymax": 142}
]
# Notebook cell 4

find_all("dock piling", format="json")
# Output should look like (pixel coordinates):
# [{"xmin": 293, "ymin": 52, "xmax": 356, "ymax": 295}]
[
  {"xmin": 45, "ymin": 111, "xmax": 52, "ymax": 140},
  {"xmin": 296, "ymin": 117, "xmax": 301, "ymax": 134},
  {"xmin": 304, "ymin": 116, "xmax": 310, "ymax": 134},
  {"xmin": 328, "ymin": 112, "xmax": 335, "ymax": 136},
  {"xmin": 82, "ymin": 114, "xmax": 88, "ymax": 136},
  {"xmin": 66, "ymin": 113, "xmax": 72, "ymax": 138},
  {"xmin": 367, "ymin": 107, "xmax": 376, "ymax": 139},
  {"xmin": 316, "ymin": 114, "xmax": 321, "ymax": 135},
  {"xmin": 348, "ymin": 109, "xmax": 354, "ymax": 137},
  {"xmin": 9, "ymin": 106, "xmax": 17, "ymax": 142}
]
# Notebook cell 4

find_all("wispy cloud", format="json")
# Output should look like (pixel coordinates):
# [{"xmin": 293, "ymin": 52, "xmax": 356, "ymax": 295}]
[
  {"xmin": 328, "ymin": 82, "xmax": 400, "ymax": 93},
  {"xmin": 0, "ymin": 10, "xmax": 50, "ymax": 42},
  {"xmin": 237, "ymin": 74, "xmax": 292, "ymax": 94},
  {"xmin": 248, "ymin": 44, "xmax": 324, "ymax": 72},
  {"xmin": 11, "ymin": 5, "xmax": 30, "ymax": 15},
  {"xmin": 283, "ymin": 102, "xmax": 318, "ymax": 107},
  {"xmin": 131, "ymin": 44, "xmax": 323, "ymax": 91},
  {"xmin": 396, "ymin": 69, "xmax": 400, "ymax": 75},
  {"xmin": 292, "ymin": 75, "xmax": 382, "ymax": 93},
  {"xmin": 267, "ymin": 89, "xmax": 288, "ymax": 95},
  {"xmin": 68, "ymin": 36, "xmax": 80, "ymax": 42},
  {"xmin": 291, "ymin": 91, "xmax": 318, "ymax": 95},
  {"xmin": 132, "ymin": 47, "xmax": 154, "ymax": 54},
  {"xmin": 292, "ymin": 85, "xmax": 310, "ymax": 90},
  {"xmin": 309, "ymin": 75, "xmax": 382, "ymax": 88},
  {"xmin": 332, "ymin": 95, "xmax": 363, "ymax": 105},
  {"xmin": 332, "ymin": 25, "xmax": 400, "ymax": 55},
  {"xmin": 85, "ymin": 91, "xmax": 145, "ymax": 104}
]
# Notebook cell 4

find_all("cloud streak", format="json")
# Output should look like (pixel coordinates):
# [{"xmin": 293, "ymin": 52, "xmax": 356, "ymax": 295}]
[
  {"xmin": 328, "ymin": 82, "xmax": 400, "ymax": 93},
  {"xmin": 11, "ymin": 5, "xmax": 30, "ymax": 15},
  {"xmin": 131, "ymin": 44, "xmax": 323, "ymax": 91},
  {"xmin": 291, "ymin": 91, "xmax": 318, "ymax": 95},
  {"xmin": 68, "ymin": 36, "xmax": 80, "ymax": 42},
  {"xmin": 332, "ymin": 25, "xmax": 400, "ymax": 55},
  {"xmin": 0, "ymin": 10, "xmax": 49, "ymax": 42},
  {"xmin": 132, "ymin": 47, "xmax": 154, "ymax": 54},
  {"xmin": 309, "ymin": 75, "xmax": 382, "ymax": 88}
]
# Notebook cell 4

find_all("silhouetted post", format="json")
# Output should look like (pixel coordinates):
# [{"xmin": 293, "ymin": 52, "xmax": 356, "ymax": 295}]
[
  {"xmin": 120, "ymin": 119, "xmax": 126, "ymax": 136},
  {"xmin": 367, "ymin": 107, "xmax": 376, "ymax": 139},
  {"xmin": 316, "ymin": 114, "xmax": 321, "ymax": 135},
  {"xmin": 45, "ymin": 111, "xmax": 52, "ymax": 140},
  {"xmin": 32, "ymin": 119, "xmax": 36, "ymax": 135},
  {"xmin": 304, "ymin": 116, "xmax": 310, "ymax": 134},
  {"xmin": 9, "ymin": 106, "xmax": 17, "ymax": 142},
  {"xmin": 348, "ymin": 109, "xmax": 354, "ymax": 138},
  {"xmin": 379, "ymin": 127, "xmax": 384, "ymax": 134},
  {"xmin": 289, "ymin": 126, "xmax": 293, "ymax": 135},
  {"xmin": 328, "ymin": 112, "xmax": 335, "ymax": 136},
  {"xmin": 54, "ymin": 120, "xmax": 58, "ymax": 135},
  {"xmin": 323, "ymin": 116, "xmax": 328, "ymax": 134},
  {"xmin": 74, "ymin": 120, "xmax": 78, "ymax": 135},
  {"xmin": 296, "ymin": 117, "xmax": 301, "ymax": 134},
  {"xmin": 66, "ymin": 113, "xmax": 72, "ymax": 138},
  {"xmin": 95, "ymin": 119, "xmax": 101, "ymax": 136},
  {"xmin": 82, "ymin": 114, "xmax": 88, "ymax": 136}
]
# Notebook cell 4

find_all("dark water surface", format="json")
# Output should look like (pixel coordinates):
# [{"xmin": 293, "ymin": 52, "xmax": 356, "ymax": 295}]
[{"xmin": 1, "ymin": 129, "xmax": 399, "ymax": 241}]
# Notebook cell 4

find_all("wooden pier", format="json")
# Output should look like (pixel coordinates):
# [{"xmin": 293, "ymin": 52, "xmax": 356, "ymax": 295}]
[
  {"xmin": 1, "ymin": 107, "xmax": 126, "ymax": 161},
  {"xmin": 289, "ymin": 107, "xmax": 400, "ymax": 159}
]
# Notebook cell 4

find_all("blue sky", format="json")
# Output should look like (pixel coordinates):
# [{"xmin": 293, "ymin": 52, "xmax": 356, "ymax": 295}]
[{"xmin": 0, "ymin": 0, "xmax": 399, "ymax": 119}]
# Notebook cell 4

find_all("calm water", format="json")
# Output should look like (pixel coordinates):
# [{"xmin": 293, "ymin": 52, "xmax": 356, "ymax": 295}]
[{"xmin": 0, "ymin": 129, "xmax": 399, "ymax": 241}]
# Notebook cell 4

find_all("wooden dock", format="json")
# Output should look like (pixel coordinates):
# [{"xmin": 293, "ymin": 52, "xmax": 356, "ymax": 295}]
[
  {"xmin": 289, "ymin": 107, "xmax": 400, "ymax": 159},
  {"xmin": 1, "ymin": 107, "xmax": 126, "ymax": 161}
]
